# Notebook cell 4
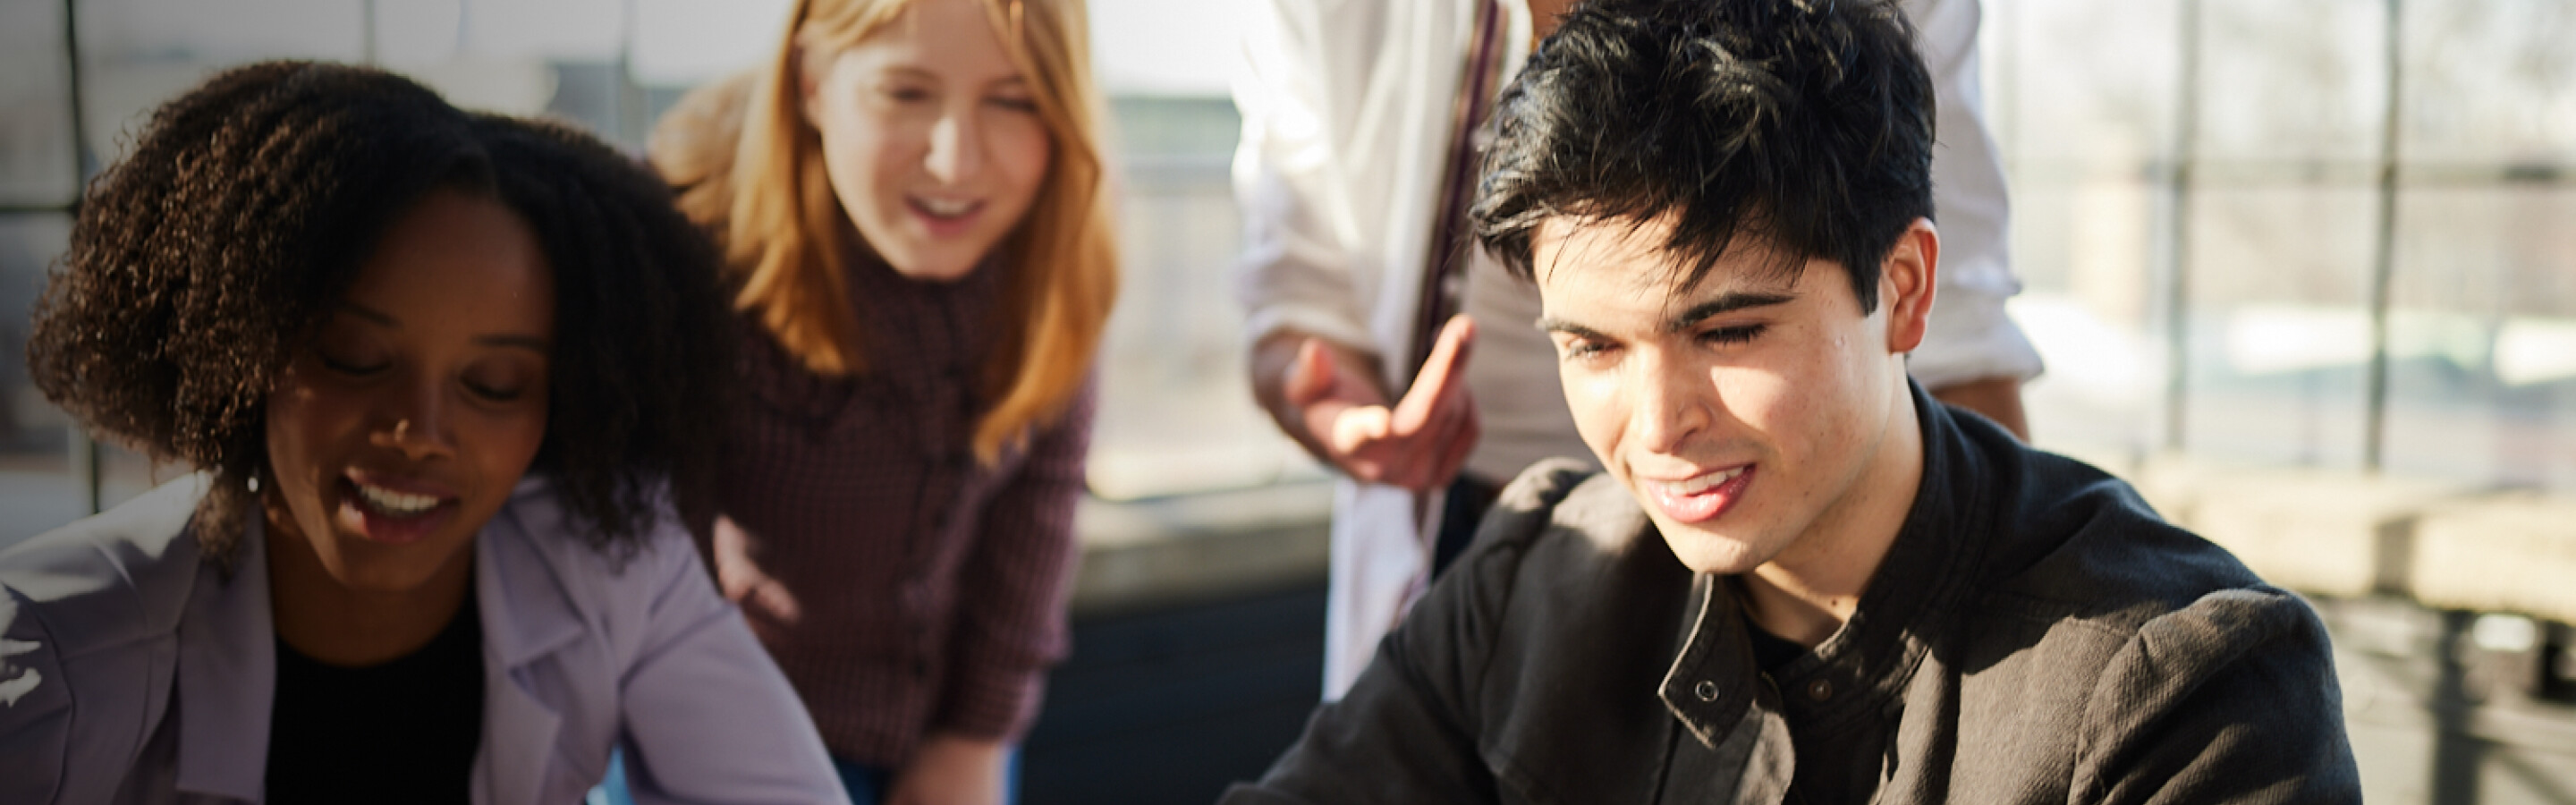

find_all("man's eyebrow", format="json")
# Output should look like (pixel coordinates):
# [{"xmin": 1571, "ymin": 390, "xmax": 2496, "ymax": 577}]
[
  {"xmin": 1535, "ymin": 317, "xmax": 1608, "ymax": 342},
  {"xmin": 337, "ymin": 301, "xmax": 397, "ymax": 326},
  {"xmin": 1666, "ymin": 292, "xmax": 1796, "ymax": 333}
]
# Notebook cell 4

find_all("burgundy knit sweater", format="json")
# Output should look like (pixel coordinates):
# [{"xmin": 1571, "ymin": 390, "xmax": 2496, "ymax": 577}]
[{"xmin": 711, "ymin": 254, "xmax": 1091, "ymax": 767}]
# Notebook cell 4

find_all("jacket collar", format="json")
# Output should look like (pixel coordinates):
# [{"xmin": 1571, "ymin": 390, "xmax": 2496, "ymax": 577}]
[
  {"xmin": 473, "ymin": 477, "xmax": 585, "ymax": 805},
  {"xmin": 475, "ymin": 478, "xmax": 587, "ymax": 667},
  {"xmin": 174, "ymin": 512, "xmax": 275, "ymax": 803},
  {"xmin": 1657, "ymin": 380, "xmax": 1994, "ymax": 746},
  {"xmin": 173, "ymin": 478, "xmax": 589, "ymax": 804}
]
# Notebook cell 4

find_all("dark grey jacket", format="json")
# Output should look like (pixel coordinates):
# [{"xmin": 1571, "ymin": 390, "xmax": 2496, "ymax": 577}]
[{"xmin": 1224, "ymin": 388, "xmax": 2360, "ymax": 804}]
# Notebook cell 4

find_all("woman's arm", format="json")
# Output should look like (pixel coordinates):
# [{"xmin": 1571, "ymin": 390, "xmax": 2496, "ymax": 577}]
[
  {"xmin": 616, "ymin": 520, "xmax": 849, "ymax": 805},
  {"xmin": 895, "ymin": 380, "xmax": 1097, "ymax": 804},
  {"xmin": 1901, "ymin": 0, "xmax": 2044, "ymax": 436},
  {"xmin": 0, "ymin": 586, "xmax": 71, "ymax": 804}
]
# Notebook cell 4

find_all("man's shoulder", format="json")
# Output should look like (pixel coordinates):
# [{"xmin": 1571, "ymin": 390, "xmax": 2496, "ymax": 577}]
[
  {"xmin": 1944, "ymin": 447, "xmax": 2357, "ymax": 800},
  {"xmin": 1479, "ymin": 457, "xmax": 1655, "ymax": 557},
  {"xmin": 0, "ymin": 478, "xmax": 209, "ymax": 659},
  {"xmin": 1445, "ymin": 458, "xmax": 1694, "ymax": 650},
  {"xmin": 1980, "ymin": 446, "xmax": 2314, "ymax": 642}
]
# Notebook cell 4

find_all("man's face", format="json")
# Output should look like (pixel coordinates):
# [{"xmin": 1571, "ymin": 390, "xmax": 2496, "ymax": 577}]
[{"xmin": 1533, "ymin": 216, "xmax": 1934, "ymax": 575}]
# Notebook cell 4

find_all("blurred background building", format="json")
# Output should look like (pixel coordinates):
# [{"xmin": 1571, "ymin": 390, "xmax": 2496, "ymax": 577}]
[{"xmin": 1, "ymin": 0, "xmax": 2570, "ymax": 802}]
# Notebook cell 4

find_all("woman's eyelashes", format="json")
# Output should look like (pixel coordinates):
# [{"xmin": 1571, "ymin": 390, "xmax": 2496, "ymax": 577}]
[
  {"xmin": 315, "ymin": 346, "xmax": 388, "ymax": 377},
  {"xmin": 311, "ymin": 343, "xmax": 536, "ymax": 404},
  {"xmin": 882, "ymin": 83, "xmax": 932, "ymax": 105},
  {"xmin": 873, "ymin": 79, "xmax": 1033, "ymax": 114},
  {"xmin": 463, "ymin": 377, "xmax": 529, "ymax": 402},
  {"xmin": 462, "ymin": 361, "xmax": 543, "ymax": 404}
]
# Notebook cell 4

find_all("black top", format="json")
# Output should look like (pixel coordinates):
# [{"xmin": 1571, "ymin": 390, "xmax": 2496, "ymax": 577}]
[
  {"xmin": 1744, "ymin": 620, "xmax": 1807, "ymax": 674},
  {"xmin": 1728, "ymin": 577, "xmax": 1813, "ymax": 673},
  {"xmin": 267, "ymin": 590, "xmax": 485, "ymax": 804}
]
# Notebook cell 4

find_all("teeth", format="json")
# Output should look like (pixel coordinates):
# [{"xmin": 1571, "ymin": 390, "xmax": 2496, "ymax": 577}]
[
  {"xmin": 916, "ymin": 197, "xmax": 974, "ymax": 216},
  {"xmin": 1663, "ymin": 466, "xmax": 1746, "ymax": 496},
  {"xmin": 355, "ymin": 482, "xmax": 441, "ymax": 517}
]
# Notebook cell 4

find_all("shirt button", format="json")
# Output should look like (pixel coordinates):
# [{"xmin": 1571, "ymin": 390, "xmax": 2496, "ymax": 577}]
[
  {"xmin": 1694, "ymin": 681, "xmax": 1720, "ymax": 702},
  {"xmin": 1806, "ymin": 679, "xmax": 1834, "ymax": 701}
]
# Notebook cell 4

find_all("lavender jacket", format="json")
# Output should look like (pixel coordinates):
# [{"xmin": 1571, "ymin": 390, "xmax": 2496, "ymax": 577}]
[{"xmin": 0, "ymin": 477, "xmax": 848, "ymax": 805}]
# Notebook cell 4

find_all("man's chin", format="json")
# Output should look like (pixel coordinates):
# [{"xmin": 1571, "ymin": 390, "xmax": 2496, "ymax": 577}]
[{"xmin": 1655, "ymin": 523, "xmax": 1769, "ymax": 576}]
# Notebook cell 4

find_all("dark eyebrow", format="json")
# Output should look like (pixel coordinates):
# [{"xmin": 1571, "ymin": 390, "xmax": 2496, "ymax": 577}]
[
  {"xmin": 342, "ymin": 302, "xmax": 547, "ymax": 353},
  {"xmin": 474, "ymin": 335, "xmax": 551, "ymax": 354},
  {"xmin": 338, "ymin": 301, "xmax": 397, "ymax": 326},
  {"xmin": 1535, "ymin": 317, "xmax": 1609, "ymax": 342},
  {"xmin": 1535, "ymin": 291, "xmax": 1795, "ymax": 342},
  {"xmin": 1666, "ymin": 292, "xmax": 1795, "ymax": 334}
]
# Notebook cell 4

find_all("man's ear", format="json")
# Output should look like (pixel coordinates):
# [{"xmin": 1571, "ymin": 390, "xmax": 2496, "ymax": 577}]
[{"xmin": 1880, "ymin": 217, "xmax": 1938, "ymax": 354}]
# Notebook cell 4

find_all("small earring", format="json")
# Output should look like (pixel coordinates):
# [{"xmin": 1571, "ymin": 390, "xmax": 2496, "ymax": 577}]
[{"xmin": 247, "ymin": 474, "xmax": 261, "ymax": 493}]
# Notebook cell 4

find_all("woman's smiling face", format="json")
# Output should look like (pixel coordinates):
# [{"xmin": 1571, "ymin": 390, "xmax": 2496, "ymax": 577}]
[
  {"xmin": 799, "ymin": 0, "xmax": 1053, "ymax": 282},
  {"xmin": 262, "ymin": 187, "xmax": 554, "ymax": 594}
]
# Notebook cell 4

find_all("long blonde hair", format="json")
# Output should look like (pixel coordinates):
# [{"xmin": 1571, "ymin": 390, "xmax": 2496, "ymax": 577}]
[{"xmin": 654, "ymin": 0, "xmax": 1118, "ymax": 462}]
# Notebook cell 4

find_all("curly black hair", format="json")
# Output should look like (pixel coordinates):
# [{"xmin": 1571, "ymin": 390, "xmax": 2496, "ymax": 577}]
[
  {"xmin": 26, "ymin": 61, "xmax": 733, "ymax": 564},
  {"xmin": 1471, "ymin": 0, "xmax": 1936, "ymax": 313}
]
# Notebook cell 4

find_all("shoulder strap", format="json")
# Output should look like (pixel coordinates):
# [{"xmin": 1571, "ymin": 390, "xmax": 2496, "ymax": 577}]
[{"xmin": 1405, "ymin": 0, "xmax": 1513, "ymax": 385}]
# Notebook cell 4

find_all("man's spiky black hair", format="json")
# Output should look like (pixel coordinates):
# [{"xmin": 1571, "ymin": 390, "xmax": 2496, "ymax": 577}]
[{"xmin": 1472, "ymin": 0, "xmax": 1936, "ymax": 312}]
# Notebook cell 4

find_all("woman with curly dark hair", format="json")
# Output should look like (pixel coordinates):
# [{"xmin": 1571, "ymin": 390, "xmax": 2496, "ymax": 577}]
[{"xmin": 0, "ymin": 61, "xmax": 845, "ymax": 803}]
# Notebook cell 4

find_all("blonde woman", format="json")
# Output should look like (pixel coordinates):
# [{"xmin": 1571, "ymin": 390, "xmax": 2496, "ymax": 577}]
[{"xmin": 646, "ymin": 0, "xmax": 1115, "ymax": 801}]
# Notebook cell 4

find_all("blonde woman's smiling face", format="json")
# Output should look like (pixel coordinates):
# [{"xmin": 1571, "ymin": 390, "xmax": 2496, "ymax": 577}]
[{"xmin": 801, "ymin": 0, "xmax": 1053, "ymax": 282}]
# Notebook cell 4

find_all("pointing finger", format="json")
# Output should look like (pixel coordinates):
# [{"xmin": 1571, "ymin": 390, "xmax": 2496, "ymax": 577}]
[{"xmin": 1394, "ymin": 316, "xmax": 1477, "ymax": 435}]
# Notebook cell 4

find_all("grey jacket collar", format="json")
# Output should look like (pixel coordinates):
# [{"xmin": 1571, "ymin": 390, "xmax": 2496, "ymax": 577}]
[{"xmin": 172, "ymin": 477, "xmax": 585, "ymax": 804}]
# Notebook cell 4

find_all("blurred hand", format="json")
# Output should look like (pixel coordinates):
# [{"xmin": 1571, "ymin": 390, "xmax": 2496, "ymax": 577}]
[
  {"xmin": 1928, "ymin": 374, "xmax": 2029, "ymax": 441},
  {"xmin": 1253, "ymin": 316, "xmax": 1479, "ymax": 493},
  {"xmin": 711, "ymin": 515, "xmax": 801, "ymax": 625},
  {"xmin": 886, "ymin": 733, "xmax": 1008, "ymax": 805}
]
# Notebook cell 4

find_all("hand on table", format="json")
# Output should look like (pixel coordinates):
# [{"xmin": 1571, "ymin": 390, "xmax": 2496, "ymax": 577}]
[{"xmin": 886, "ymin": 733, "xmax": 1009, "ymax": 805}]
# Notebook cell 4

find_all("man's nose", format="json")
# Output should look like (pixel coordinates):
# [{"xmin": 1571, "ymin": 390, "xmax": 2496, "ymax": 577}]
[{"xmin": 1627, "ymin": 349, "xmax": 1713, "ymax": 456}]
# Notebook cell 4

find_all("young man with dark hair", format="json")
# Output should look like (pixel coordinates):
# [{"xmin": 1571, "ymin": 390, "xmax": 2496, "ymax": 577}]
[{"xmin": 1220, "ymin": 1, "xmax": 2361, "ymax": 801}]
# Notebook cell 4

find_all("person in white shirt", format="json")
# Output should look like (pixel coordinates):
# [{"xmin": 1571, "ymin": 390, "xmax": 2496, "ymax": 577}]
[{"xmin": 1231, "ymin": 0, "xmax": 2045, "ymax": 698}]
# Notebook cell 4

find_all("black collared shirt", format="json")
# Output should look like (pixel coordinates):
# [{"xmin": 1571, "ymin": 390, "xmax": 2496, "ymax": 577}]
[{"xmin": 1226, "ymin": 382, "xmax": 2360, "ymax": 805}]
